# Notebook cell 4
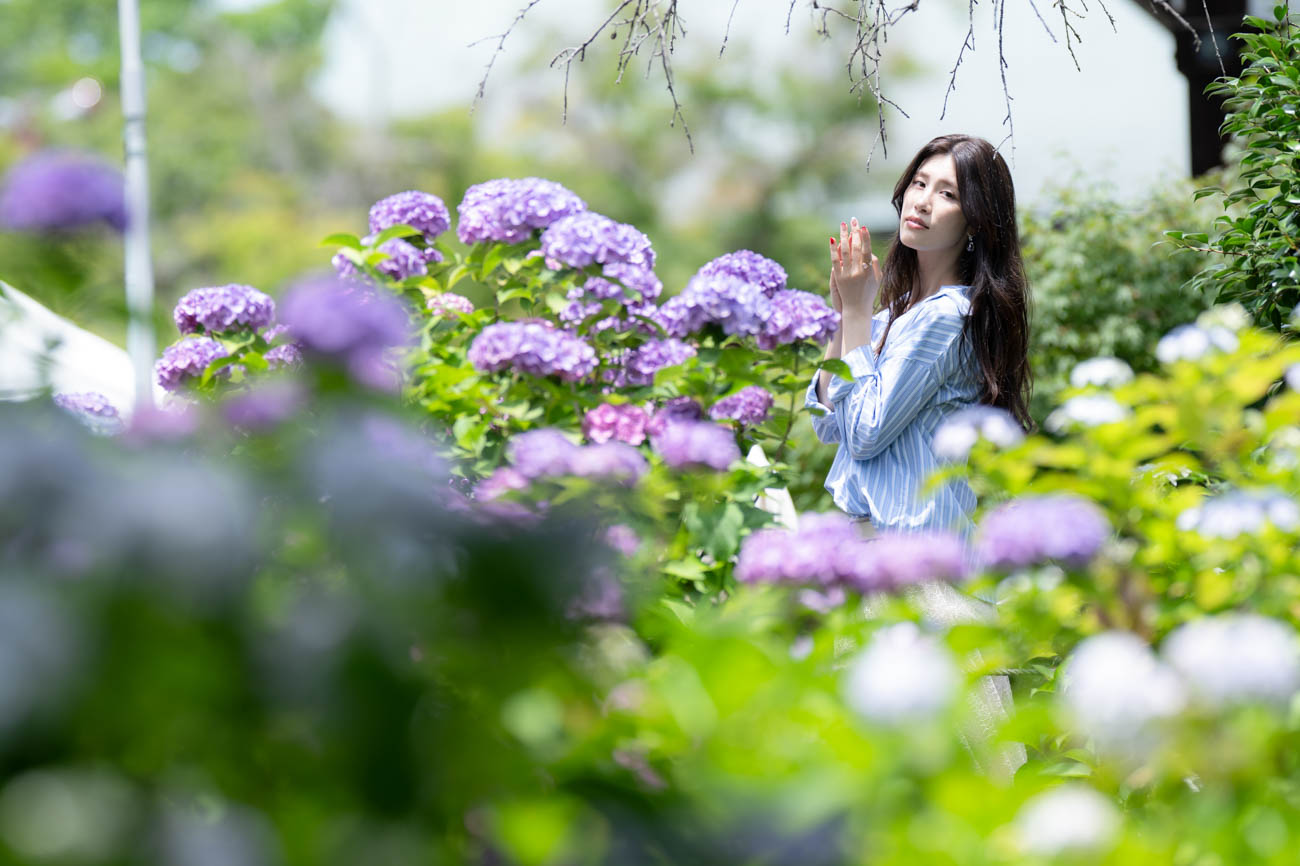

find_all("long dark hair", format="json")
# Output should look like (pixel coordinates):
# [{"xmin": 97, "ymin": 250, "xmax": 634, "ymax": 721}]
[{"xmin": 875, "ymin": 134, "xmax": 1033, "ymax": 430}]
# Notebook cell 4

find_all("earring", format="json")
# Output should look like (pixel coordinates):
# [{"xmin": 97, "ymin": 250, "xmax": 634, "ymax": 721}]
[{"xmin": 966, "ymin": 234, "xmax": 974, "ymax": 252}]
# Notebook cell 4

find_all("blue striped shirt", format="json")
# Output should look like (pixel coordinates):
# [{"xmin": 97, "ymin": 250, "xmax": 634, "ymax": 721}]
[{"xmin": 804, "ymin": 284, "xmax": 980, "ymax": 533}]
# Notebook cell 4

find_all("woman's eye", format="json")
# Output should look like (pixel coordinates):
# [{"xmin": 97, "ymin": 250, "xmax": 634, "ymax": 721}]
[
  {"xmin": 912, "ymin": 179, "xmax": 924, "ymax": 188},
  {"xmin": 942, "ymin": 190, "xmax": 956, "ymax": 199}
]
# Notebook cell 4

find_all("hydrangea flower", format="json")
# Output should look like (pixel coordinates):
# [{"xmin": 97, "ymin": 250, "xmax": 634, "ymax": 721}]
[
  {"xmin": 1014, "ymin": 786, "xmax": 1120, "ymax": 857},
  {"xmin": 52, "ymin": 391, "xmax": 124, "ymax": 435},
  {"xmin": 708, "ymin": 386, "xmax": 773, "ymax": 427},
  {"xmin": 1044, "ymin": 393, "xmax": 1130, "ymax": 432},
  {"xmin": 264, "ymin": 342, "xmax": 303, "ymax": 369},
  {"xmin": 368, "ymin": 190, "xmax": 450, "ymax": 241},
  {"xmin": 154, "ymin": 337, "xmax": 230, "ymax": 392},
  {"xmin": 427, "ymin": 292, "xmax": 475, "ymax": 317},
  {"xmin": 645, "ymin": 397, "xmax": 703, "ymax": 438},
  {"xmin": 1155, "ymin": 323, "xmax": 1239, "ymax": 364},
  {"xmin": 568, "ymin": 442, "xmax": 648, "ymax": 483},
  {"xmin": 173, "ymin": 284, "xmax": 276, "ymax": 336},
  {"xmin": 0, "ymin": 150, "xmax": 126, "ymax": 233},
  {"xmin": 1162, "ymin": 614, "xmax": 1300, "ymax": 706},
  {"xmin": 655, "ymin": 273, "xmax": 770, "ymax": 338},
  {"xmin": 475, "ymin": 466, "xmax": 531, "ymax": 501},
  {"xmin": 1287, "ymin": 363, "xmax": 1300, "ymax": 392},
  {"xmin": 932, "ymin": 405, "xmax": 1024, "ymax": 461},
  {"xmin": 279, "ymin": 277, "xmax": 413, "ymax": 389},
  {"xmin": 1175, "ymin": 488, "xmax": 1300, "ymax": 538},
  {"xmin": 1069, "ymin": 356, "xmax": 1134, "ymax": 388},
  {"xmin": 755, "ymin": 289, "xmax": 840, "ymax": 349},
  {"xmin": 508, "ymin": 429, "xmax": 579, "ymax": 479},
  {"xmin": 467, "ymin": 321, "xmax": 597, "ymax": 382},
  {"xmin": 843, "ymin": 622, "xmax": 959, "ymax": 725},
  {"xmin": 583, "ymin": 403, "xmax": 650, "ymax": 445},
  {"xmin": 976, "ymin": 494, "xmax": 1110, "ymax": 571},
  {"xmin": 651, "ymin": 420, "xmax": 740, "ymax": 471},
  {"xmin": 456, "ymin": 177, "xmax": 587, "ymax": 245},
  {"xmin": 1060, "ymin": 631, "xmax": 1186, "ymax": 745},
  {"xmin": 220, "ymin": 379, "xmax": 306, "ymax": 431},
  {"xmin": 693, "ymin": 249, "xmax": 787, "ymax": 296},
  {"xmin": 584, "ymin": 262, "xmax": 663, "ymax": 303},
  {"xmin": 735, "ymin": 512, "xmax": 862, "ymax": 586},
  {"xmin": 372, "ymin": 238, "xmax": 428, "ymax": 281},
  {"xmin": 617, "ymin": 339, "xmax": 696, "ymax": 387},
  {"xmin": 841, "ymin": 530, "xmax": 971, "ymax": 592},
  {"xmin": 539, "ymin": 211, "xmax": 655, "ymax": 270},
  {"xmin": 604, "ymin": 524, "xmax": 640, "ymax": 557}
]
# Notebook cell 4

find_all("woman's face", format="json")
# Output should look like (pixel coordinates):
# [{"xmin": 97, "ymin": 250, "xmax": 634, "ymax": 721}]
[{"xmin": 898, "ymin": 153, "xmax": 968, "ymax": 254}]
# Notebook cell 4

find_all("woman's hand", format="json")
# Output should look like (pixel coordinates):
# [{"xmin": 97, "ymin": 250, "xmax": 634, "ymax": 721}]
[{"xmin": 830, "ymin": 217, "xmax": 881, "ymax": 313}]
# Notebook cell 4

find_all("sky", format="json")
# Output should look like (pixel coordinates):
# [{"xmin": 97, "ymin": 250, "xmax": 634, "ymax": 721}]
[{"xmin": 306, "ymin": 0, "xmax": 1198, "ymax": 220}]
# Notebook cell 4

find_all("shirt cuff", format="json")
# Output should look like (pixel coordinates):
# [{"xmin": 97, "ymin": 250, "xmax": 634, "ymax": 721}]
[
  {"xmin": 827, "ymin": 344, "xmax": 880, "ymax": 405},
  {"xmin": 804, "ymin": 371, "xmax": 832, "ymax": 414}
]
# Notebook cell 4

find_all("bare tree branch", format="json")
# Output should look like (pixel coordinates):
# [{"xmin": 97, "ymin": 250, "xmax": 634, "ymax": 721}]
[
  {"xmin": 996, "ymin": 0, "xmax": 1015, "ymax": 164},
  {"xmin": 1200, "ymin": 0, "xmax": 1227, "ymax": 76},
  {"xmin": 941, "ymin": 0, "xmax": 979, "ymax": 121},
  {"xmin": 720, "ymin": 0, "xmax": 743, "ymax": 57},
  {"xmin": 471, "ymin": 0, "xmax": 548, "ymax": 112}
]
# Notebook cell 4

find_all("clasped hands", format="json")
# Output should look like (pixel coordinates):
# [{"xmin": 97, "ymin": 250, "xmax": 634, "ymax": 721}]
[{"xmin": 829, "ymin": 217, "xmax": 881, "ymax": 315}]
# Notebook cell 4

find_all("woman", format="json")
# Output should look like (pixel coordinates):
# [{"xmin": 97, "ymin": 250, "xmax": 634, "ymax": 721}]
[{"xmin": 806, "ymin": 133, "xmax": 1031, "ymax": 535}]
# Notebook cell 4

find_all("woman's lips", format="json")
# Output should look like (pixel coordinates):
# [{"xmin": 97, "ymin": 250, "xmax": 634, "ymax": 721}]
[{"xmin": 904, "ymin": 217, "xmax": 927, "ymax": 229}]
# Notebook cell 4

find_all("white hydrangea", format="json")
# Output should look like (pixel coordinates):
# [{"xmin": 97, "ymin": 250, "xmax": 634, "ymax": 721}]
[
  {"xmin": 932, "ymin": 405, "xmax": 1024, "ymax": 461},
  {"xmin": 1060, "ymin": 632, "xmax": 1186, "ymax": 744},
  {"xmin": 1045, "ymin": 394, "xmax": 1130, "ymax": 433},
  {"xmin": 1162, "ymin": 614, "xmax": 1300, "ymax": 706},
  {"xmin": 1175, "ymin": 489, "xmax": 1300, "ymax": 539},
  {"xmin": 843, "ymin": 622, "xmax": 958, "ymax": 724},
  {"xmin": 1069, "ymin": 356, "xmax": 1134, "ymax": 389},
  {"xmin": 1155, "ymin": 323, "xmax": 1239, "ymax": 364},
  {"xmin": 1196, "ymin": 303, "xmax": 1250, "ymax": 333},
  {"xmin": 1014, "ymin": 784, "xmax": 1120, "ymax": 856},
  {"xmin": 1285, "ymin": 363, "xmax": 1300, "ymax": 393}
]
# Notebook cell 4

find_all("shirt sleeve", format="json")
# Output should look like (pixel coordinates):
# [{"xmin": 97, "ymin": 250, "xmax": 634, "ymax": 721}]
[
  {"xmin": 803, "ymin": 374, "xmax": 841, "ymax": 443},
  {"xmin": 824, "ymin": 302, "xmax": 968, "ymax": 461}
]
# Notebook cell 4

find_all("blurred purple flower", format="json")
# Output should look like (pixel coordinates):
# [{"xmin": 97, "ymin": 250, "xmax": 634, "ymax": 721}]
[
  {"xmin": 279, "ymin": 277, "xmax": 413, "ymax": 388},
  {"xmin": 508, "ymin": 429, "xmax": 580, "ymax": 479},
  {"xmin": 619, "ymin": 338, "xmax": 696, "ymax": 387},
  {"xmin": 756, "ymin": 289, "xmax": 840, "ymax": 349},
  {"xmin": 652, "ymin": 420, "xmax": 739, "ymax": 471},
  {"xmin": 427, "ymin": 292, "xmax": 475, "ymax": 317},
  {"xmin": 694, "ymin": 249, "xmax": 787, "ymax": 296},
  {"xmin": 645, "ymin": 397, "xmax": 703, "ymax": 438},
  {"xmin": 583, "ymin": 403, "xmax": 650, "ymax": 445},
  {"xmin": 360, "ymin": 414, "xmax": 448, "ymax": 481},
  {"xmin": 457, "ymin": 177, "xmax": 587, "ymax": 245},
  {"xmin": 468, "ymin": 321, "xmax": 597, "ymax": 381},
  {"xmin": 368, "ymin": 190, "xmax": 450, "ymax": 241},
  {"xmin": 173, "ymin": 283, "xmax": 276, "ymax": 336},
  {"xmin": 568, "ymin": 568, "xmax": 625, "ymax": 621},
  {"xmin": 264, "ymin": 342, "xmax": 303, "ymax": 369},
  {"xmin": 709, "ymin": 386, "xmax": 773, "ymax": 427},
  {"xmin": 52, "ymin": 391, "xmax": 124, "ymax": 435},
  {"xmin": 569, "ymin": 441, "xmax": 648, "ymax": 483},
  {"xmin": 123, "ymin": 402, "xmax": 200, "ymax": 442},
  {"xmin": 977, "ymin": 495, "xmax": 1110, "ymax": 571},
  {"xmin": 0, "ymin": 150, "xmax": 126, "ymax": 233},
  {"xmin": 475, "ymin": 466, "xmax": 531, "ymax": 501},
  {"xmin": 736, "ymin": 512, "xmax": 861, "ymax": 586},
  {"xmin": 539, "ymin": 211, "xmax": 655, "ymax": 270},
  {"xmin": 840, "ymin": 530, "xmax": 970, "ymax": 592},
  {"xmin": 655, "ymin": 273, "xmax": 770, "ymax": 338},
  {"xmin": 221, "ymin": 379, "xmax": 306, "ymax": 431},
  {"xmin": 154, "ymin": 337, "xmax": 230, "ymax": 392},
  {"xmin": 604, "ymin": 524, "xmax": 640, "ymax": 557}
]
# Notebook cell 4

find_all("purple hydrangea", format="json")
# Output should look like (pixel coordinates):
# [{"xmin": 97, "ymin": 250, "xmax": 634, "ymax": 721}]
[
  {"xmin": 279, "ymin": 276, "xmax": 414, "ymax": 388},
  {"xmin": 569, "ymin": 442, "xmax": 648, "ymax": 483},
  {"xmin": 468, "ymin": 321, "xmax": 597, "ymax": 382},
  {"xmin": 709, "ymin": 386, "xmax": 774, "ymax": 427},
  {"xmin": 368, "ymin": 190, "xmax": 450, "ymax": 241},
  {"xmin": 264, "ymin": 342, "xmax": 303, "ymax": 369},
  {"xmin": 736, "ymin": 513, "xmax": 862, "ymax": 586},
  {"xmin": 618, "ymin": 338, "xmax": 697, "ymax": 387},
  {"xmin": 52, "ymin": 391, "xmax": 124, "ymax": 435},
  {"xmin": 977, "ymin": 495, "xmax": 1110, "ymax": 571},
  {"xmin": 509, "ymin": 429, "xmax": 580, "ymax": 479},
  {"xmin": 457, "ymin": 177, "xmax": 587, "ymax": 245},
  {"xmin": 539, "ymin": 212, "xmax": 655, "ymax": 270},
  {"xmin": 0, "ymin": 150, "xmax": 126, "ymax": 233},
  {"xmin": 597, "ymin": 262, "xmax": 663, "ymax": 303},
  {"xmin": 427, "ymin": 292, "xmax": 475, "ymax": 317},
  {"xmin": 220, "ymin": 379, "xmax": 307, "ymax": 431},
  {"xmin": 475, "ymin": 467, "xmax": 531, "ymax": 501},
  {"xmin": 840, "ymin": 531, "xmax": 971, "ymax": 592},
  {"xmin": 583, "ymin": 403, "xmax": 650, "ymax": 446},
  {"xmin": 756, "ymin": 289, "xmax": 840, "ymax": 349},
  {"xmin": 173, "ymin": 284, "xmax": 276, "ymax": 336},
  {"xmin": 655, "ymin": 273, "xmax": 771, "ymax": 338},
  {"xmin": 604, "ymin": 524, "xmax": 640, "ymax": 557},
  {"xmin": 694, "ymin": 250, "xmax": 787, "ymax": 296},
  {"xmin": 154, "ymin": 337, "xmax": 231, "ymax": 392},
  {"xmin": 373, "ymin": 238, "xmax": 428, "ymax": 281},
  {"xmin": 646, "ymin": 397, "xmax": 703, "ymax": 438},
  {"xmin": 651, "ymin": 420, "xmax": 740, "ymax": 472}
]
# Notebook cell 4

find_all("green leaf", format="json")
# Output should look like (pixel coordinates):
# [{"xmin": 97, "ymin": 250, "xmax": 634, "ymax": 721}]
[
  {"xmin": 480, "ymin": 244, "xmax": 508, "ymax": 281},
  {"xmin": 320, "ymin": 232, "xmax": 362, "ymax": 249},
  {"xmin": 372, "ymin": 223, "xmax": 421, "ymax": 244},
  {"xmin": 817, "ymin": 358, "xmax": 853, "ymax": 380}
]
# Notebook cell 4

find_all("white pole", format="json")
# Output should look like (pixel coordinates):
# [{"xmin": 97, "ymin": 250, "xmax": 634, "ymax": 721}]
[{"xmin": 117, "ymin": 0, "xmax": 156, "ymax": 408}]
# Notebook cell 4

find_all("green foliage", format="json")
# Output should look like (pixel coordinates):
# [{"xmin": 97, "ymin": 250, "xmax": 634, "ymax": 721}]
[
  {"xmin": 1170, "ymin": 7, "xmax": 1300, "ymax": 328},
  {"xmin": 1020, "ymin": 180, "xmax": 1220, "ymax": 423}
]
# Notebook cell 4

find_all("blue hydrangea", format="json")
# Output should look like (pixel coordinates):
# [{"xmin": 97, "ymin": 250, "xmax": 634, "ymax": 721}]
[{"xmin": 173, "ymin": 284, "xmax": 276, "ymax": 336}]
